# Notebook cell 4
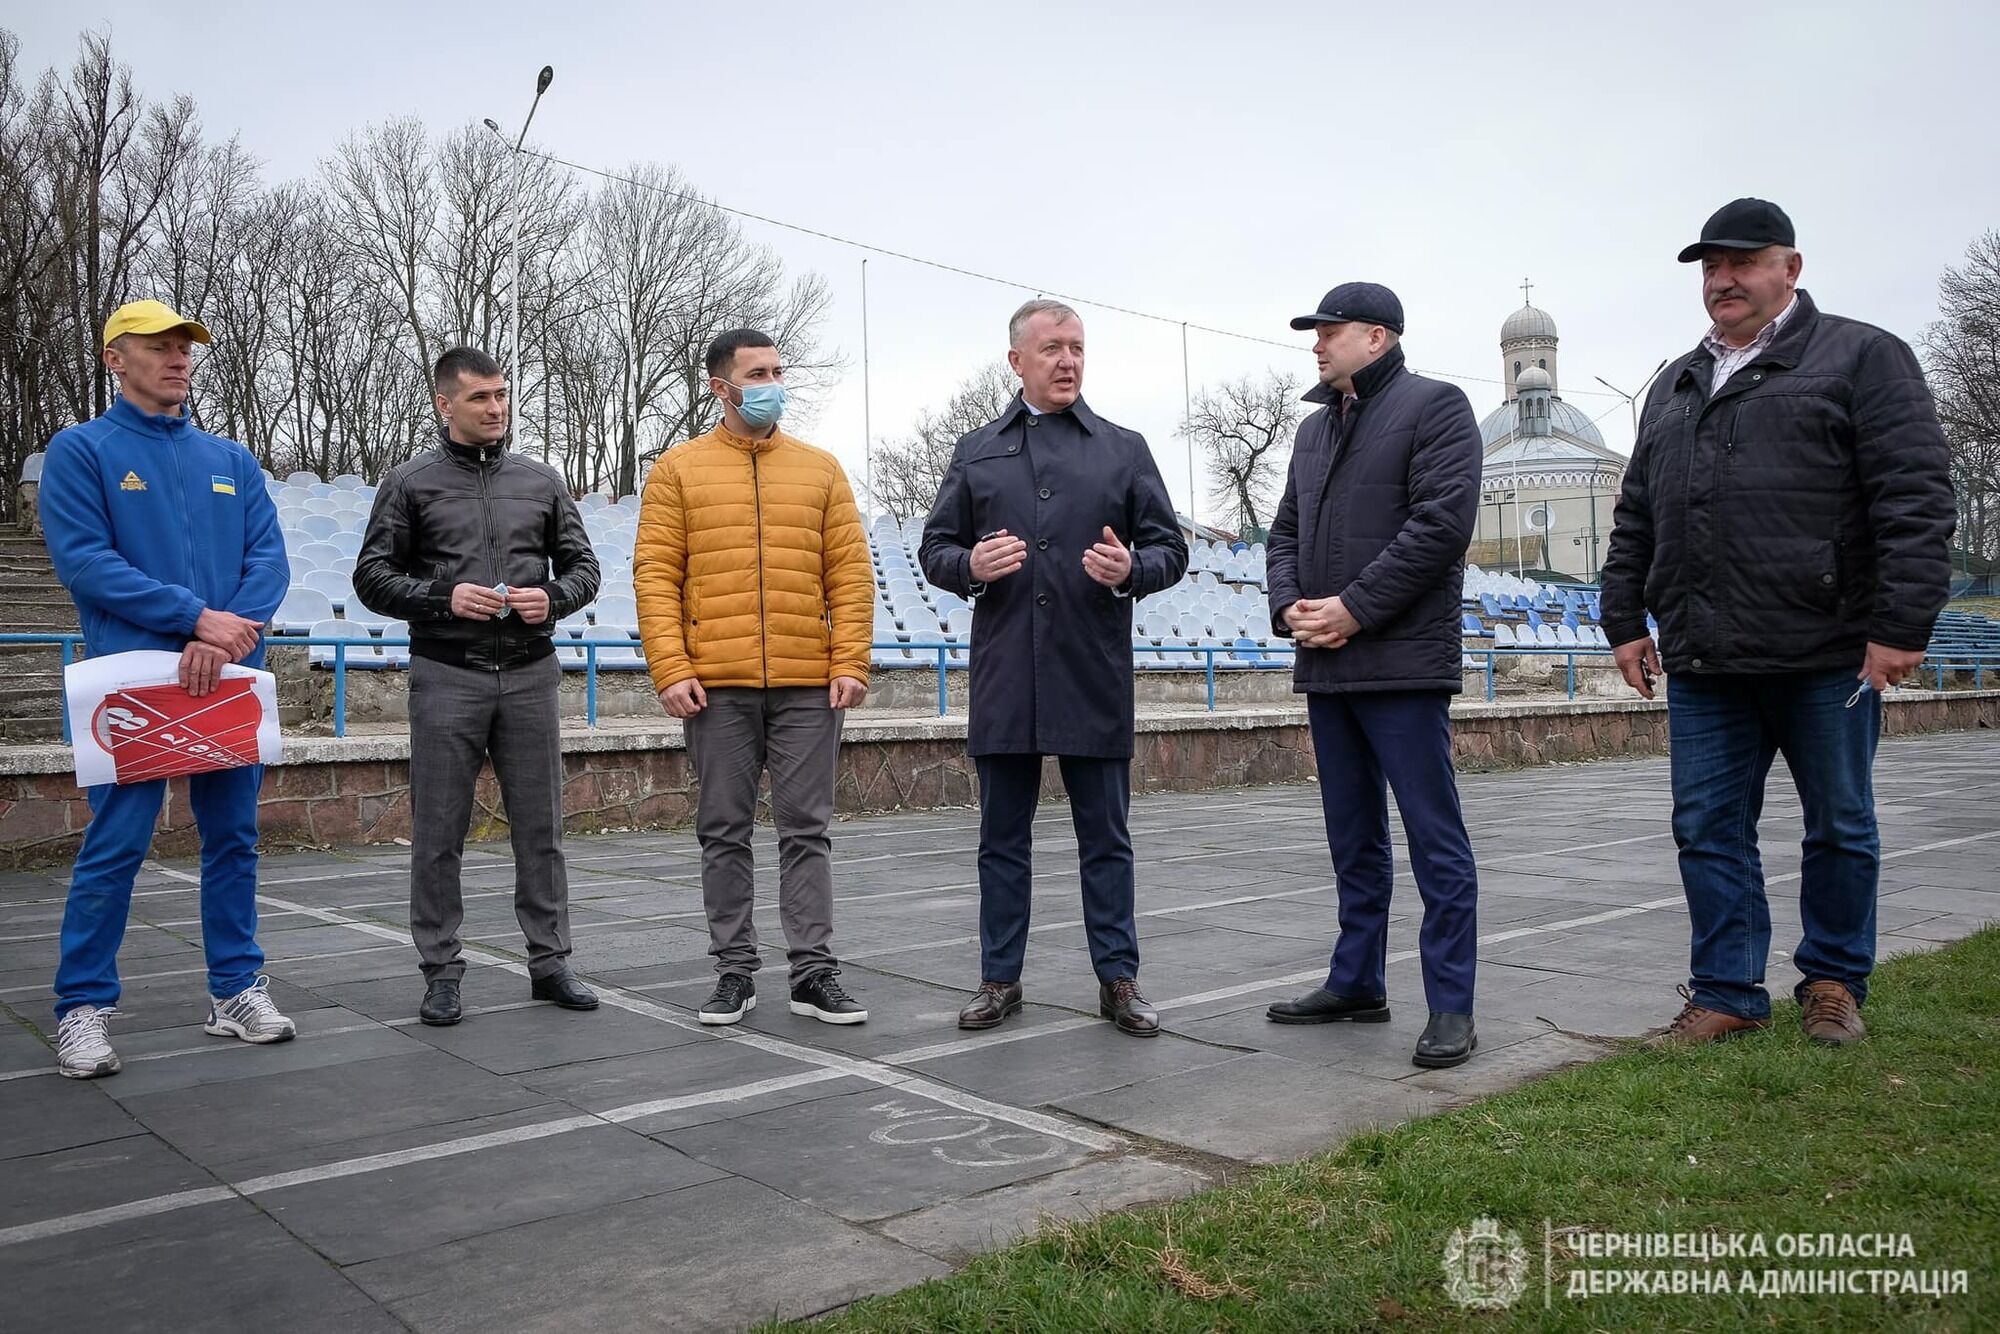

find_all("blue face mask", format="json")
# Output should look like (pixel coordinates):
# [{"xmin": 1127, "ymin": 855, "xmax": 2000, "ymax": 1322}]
[{"xmin": 728, "ymin": 380, "xmax": 787, "ymax": 429}]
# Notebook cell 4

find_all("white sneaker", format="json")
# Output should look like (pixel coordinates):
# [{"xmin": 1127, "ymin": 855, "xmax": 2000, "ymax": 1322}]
[
  {"xmin": 56, "ymin": 1005, "xmax": 121, "ymax": 1079},
  {"xmin": 204, "ymin": 976, "xmax": 297, "ymax": 1044}
]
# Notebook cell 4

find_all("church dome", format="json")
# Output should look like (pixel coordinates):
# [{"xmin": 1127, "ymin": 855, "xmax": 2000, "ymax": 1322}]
[
  {"xmin": 1515, "ymin": 365, "xmax": 1553, "ymax": 391},
  {"xmin": 1479, "ymin": 396, "xmax": 1606, "ymax": 450},
  {"xmin": 1501, "ymin": 303, "xmax": 1558, "ymax": 342}
]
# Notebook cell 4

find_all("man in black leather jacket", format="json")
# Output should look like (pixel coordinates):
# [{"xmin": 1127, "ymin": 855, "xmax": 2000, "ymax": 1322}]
[{"xmin": 355, "ymin": 346, "xmax": 601, "ymax": 1025}]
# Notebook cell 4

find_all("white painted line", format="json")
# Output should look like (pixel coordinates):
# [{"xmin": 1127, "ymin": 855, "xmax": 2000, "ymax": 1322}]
[
  {"xmin": 0, "ymin": 1187, "xmax": 238, "ymax": 1248},
  {"xmin": 598, "ymin": 1068, "xmax": 851, "ymax": 1122},
  {"xmin": 880, "ymin": 1019, "xmax": 1100, "ymax": 1066},
  {"xmin": 234, "ymin": 1115, "xmax": 605, "ymax": 1195}
]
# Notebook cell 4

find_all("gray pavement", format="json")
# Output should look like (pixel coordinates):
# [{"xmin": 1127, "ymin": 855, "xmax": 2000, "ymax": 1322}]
[{"xmin": 1, "ymin": 730, "xmax": 1996, "ymax": 1332}]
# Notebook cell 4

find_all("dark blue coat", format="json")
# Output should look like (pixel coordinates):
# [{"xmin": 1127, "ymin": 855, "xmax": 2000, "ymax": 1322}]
[
  {"xmin": 921, "ymin": 395, "xmax": 1187, "ymax": 757},
  {"xmin": 1266, "ymin": 345, "xmax": 1482, "ymax": 694}
]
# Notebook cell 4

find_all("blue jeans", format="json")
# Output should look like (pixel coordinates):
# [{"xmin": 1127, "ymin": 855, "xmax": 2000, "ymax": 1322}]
[
  {"xmin": 55, "ymin": 765, "xmax": 266, "ymax": 1018},
  {"xmin": 1308, "ymin": 692, "xmax": 1479, "ymax": 1014},
  {"xmin": 1667, "ymin": 670, "xmax": 1881, "ymax": 1020}
]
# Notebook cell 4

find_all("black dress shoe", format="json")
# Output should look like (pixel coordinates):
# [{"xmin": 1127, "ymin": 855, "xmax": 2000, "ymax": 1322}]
[
  {"xmin": 1100, "ymin": 978, "xmax": 1159, "ymax": 1037},
  {"xmin": 419, "ymin": 979, "xmax": 461, "ymax": 1026},
  {"xmin": 530, "ymin": 970, "xmax": 599, "ymax": 1011},
  {"xmin": 1413, "ymin": 1011, "xmax": 1477, "ymax": 1068},
  {"xmin": 1266, "ymin": 987, "xmax": 1390, "ymax": 1025},
  {"xmin": 957, "ymin": 981, "xmax": 1023, "ymax": 1031}
]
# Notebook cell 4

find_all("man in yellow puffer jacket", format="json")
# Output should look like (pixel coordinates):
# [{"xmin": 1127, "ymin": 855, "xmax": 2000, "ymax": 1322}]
[{"xmin": 634, "ymin": 329, "xmax": 874, "ymax": 1027}]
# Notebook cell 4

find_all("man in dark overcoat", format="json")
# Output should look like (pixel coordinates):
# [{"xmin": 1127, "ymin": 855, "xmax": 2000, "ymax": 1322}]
[{"xmin": 920, "ymin": 299, "xmax": 1187, "ymax": 1036}]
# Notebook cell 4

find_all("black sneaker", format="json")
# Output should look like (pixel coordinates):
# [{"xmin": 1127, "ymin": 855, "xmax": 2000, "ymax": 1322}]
[
  {"xmin": 699, "ymin": 974, "xmax": 756, "ymax": 1026},
  {"xmin": 790, "ymin": 969, "xmax": 868, "ymax": 1025}
]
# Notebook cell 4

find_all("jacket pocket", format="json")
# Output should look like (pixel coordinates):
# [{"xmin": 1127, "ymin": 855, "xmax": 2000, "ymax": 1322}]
[{"xmin": 1810, "ymin": 539, "xmax": 1840, "ymax": 613}]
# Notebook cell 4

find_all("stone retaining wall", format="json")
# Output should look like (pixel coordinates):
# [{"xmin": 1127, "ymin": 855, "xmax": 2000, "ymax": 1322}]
[{"xmin": 2, "ymin": 691, "xmax": 1994, "ymax": 868}]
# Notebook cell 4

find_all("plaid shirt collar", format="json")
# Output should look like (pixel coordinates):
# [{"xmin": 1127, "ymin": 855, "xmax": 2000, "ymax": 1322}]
[{"xmin": 1703, "ymin": 293, "xmax": 1799, "ymax": 392}]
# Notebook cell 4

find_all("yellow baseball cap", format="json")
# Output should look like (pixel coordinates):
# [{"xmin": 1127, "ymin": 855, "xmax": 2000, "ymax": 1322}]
[{"xmin": 102, "ymin": 299, "xmax": 212, "ymax": 349}]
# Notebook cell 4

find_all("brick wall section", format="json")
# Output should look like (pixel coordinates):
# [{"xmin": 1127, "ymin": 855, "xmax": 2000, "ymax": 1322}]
[{"xmin": 3, "ymin": 692, "xmax": 1996, "ymax": 868}]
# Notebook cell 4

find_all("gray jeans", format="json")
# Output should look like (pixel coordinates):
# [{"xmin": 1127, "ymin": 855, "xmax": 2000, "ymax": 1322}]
[
  {"xmin": 684, "ymin": 687, "xmax": 843, "ymax": 982},
  {"xmin": 408, "ymin": 652, "xmax": 572, "ymax": 982}
]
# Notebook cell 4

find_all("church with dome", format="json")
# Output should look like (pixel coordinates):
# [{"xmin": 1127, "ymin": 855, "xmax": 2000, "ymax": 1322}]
[{"xmin": 1469, "ymin": 290, "xmax": 1627, "ymax": 582}]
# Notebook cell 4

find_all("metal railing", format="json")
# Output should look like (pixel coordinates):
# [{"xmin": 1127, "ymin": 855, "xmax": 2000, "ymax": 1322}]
[{"xmin": 9, "ymin": 632, "xmax": 1999, "ymax": 742}]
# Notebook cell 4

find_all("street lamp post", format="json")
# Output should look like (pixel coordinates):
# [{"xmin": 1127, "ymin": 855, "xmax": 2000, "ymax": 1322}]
[
  {"xmin": 484, "ymin": 64, "xmax": 554, "ymax": 460},
  {"xmin": 1594, "ymin": 356, "xmax": 1670, "ymax": 443}
]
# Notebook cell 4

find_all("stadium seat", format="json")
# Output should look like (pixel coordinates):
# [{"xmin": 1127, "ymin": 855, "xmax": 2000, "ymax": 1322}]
[
  {"xmin": 301, "ymin": 569, "xmax": 352, "ymax": 611},
  {"xmin": 377, "ymin": 620, "xmax": 412, "ymax": 667},
  {"xmin": 306, "ymin": 618, "xmax": 381, "ymax": 668},
  {"xmin": 274, "ymin": 587, "xmax": 336, "ymax": 633}
]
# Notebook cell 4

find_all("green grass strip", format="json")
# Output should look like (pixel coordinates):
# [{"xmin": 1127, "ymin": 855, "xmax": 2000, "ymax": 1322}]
[{"xmin": 793, "ymin": 927, "xmax": 2000, "ymax": 1332}]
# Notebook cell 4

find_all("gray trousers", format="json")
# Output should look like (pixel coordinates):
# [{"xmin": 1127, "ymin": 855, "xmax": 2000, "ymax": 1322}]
[
  {"xmin": 684, "ymin": 687, "xmax": 842, "ymax": 982},
  {"xmin": 408, "ymin": 652, "xmax": 572, "ymax": 982}
]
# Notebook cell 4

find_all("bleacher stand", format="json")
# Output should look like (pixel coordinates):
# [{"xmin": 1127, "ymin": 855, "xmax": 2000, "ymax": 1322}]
[{"xmin": 255, "ymin": 476, "xmax": 2000, "ymax": 684}]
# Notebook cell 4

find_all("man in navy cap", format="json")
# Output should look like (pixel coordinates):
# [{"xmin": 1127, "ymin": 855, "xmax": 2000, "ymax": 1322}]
[
  {"xmin": 1601, "ymin": 200, "xmax": 1954, "ymax": 1047},
  {"xmin": 1262, "ymin": 283, "xmax": 1486, "ymax": 1068}
]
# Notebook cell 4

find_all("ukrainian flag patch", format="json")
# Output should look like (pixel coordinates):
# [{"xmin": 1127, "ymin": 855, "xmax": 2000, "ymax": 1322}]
[{"xmin": 211, "ymin": 475, "xmax": 235, "ymax": 495}]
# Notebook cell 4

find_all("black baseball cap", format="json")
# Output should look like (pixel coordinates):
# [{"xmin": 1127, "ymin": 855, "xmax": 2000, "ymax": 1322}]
[
  {"xmin": 1289, "ymin": 281, "xmax": 1404, "ymax": 334},
  {"xmin": 1677, "ymin": 198, "xmax": 1796, "ymax": 263}
]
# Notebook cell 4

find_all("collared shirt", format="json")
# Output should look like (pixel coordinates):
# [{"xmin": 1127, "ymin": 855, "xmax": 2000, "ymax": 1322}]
[{"xmin": 1704, "ymin": 293, "xmax": 1798, "ymax": 395}]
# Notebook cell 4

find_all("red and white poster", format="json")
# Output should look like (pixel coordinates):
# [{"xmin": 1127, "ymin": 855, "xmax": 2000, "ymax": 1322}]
[{"xmin": 64, "ymin": 650, "xmax": 282, "ymax": 787}]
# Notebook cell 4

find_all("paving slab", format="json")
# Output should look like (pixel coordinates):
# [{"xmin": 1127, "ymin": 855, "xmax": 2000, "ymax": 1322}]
[
  {"xmin": 1173, "ymin": 1002, "xmax": 1551, "ymax": 1081},
  {"xmin": 7, "ymin": 1198, "xmax": 399, "ymax": 1334},
  {"xmin": 0, "ymin": 1079, "xmax": 146, "ymax": 1160},
  {"xmin": 118, "ymin": 1050, "xmax": 556, "ymax": 1172},
  {"xmin": 911, "ymin": 1021, "xmax": 1247, "ymax": 1106},
  {"xmin": 394, "ymin": 999, "xmax": 708, "ymax": 1076},
  {"xmin": 262, "ymin": 1124, "xmax": 729, "ymax": 1264},
  {"xmin": 1054, "ymin": 1052, "xmax": 1455, "ymax": 1164},
  {"xmin": 343, "ymin": 1175, "xmax": 949, "ymax": 1333},
  {"xmin": 0, "ymin": 1132, "xmax": 215, "ymax": 1230},
  {"xmin": 653, "ymin": 1087, "xmax": 1096, "ymax": 1222}
]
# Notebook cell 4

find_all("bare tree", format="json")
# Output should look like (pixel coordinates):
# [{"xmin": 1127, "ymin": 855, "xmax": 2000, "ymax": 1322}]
[
  {"xmin": 1925, "ymin": 231, "xmax": 2000, "ymax": 570},
  {"xmin": 1179, "ymin": 370, "xmax": 1301, "ymax": 532},
  {"xmin": 868, "ymin": 361, "xmax": 1017, "ymax": 521},
  {"xmin": 0, "ymin": 25, "xmax": 837, "ymax": 508},
  {"xmin": 583, "ymin": 163, "xmax": 837, "ymax": 496}
]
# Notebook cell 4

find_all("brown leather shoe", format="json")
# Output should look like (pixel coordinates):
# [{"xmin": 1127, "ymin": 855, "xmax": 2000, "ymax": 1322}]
[
  {"xmin": 1645, "ymin": 986, "xmax": 1770, "ymax": 1048},
  {"xmin": 1799, "ymin": 979, "xmax": 1867, "ymax": 1045},
  {"xmin": 1100, "ymin": 978, "xmax": 1159, "ymax": 1037},
  {"xmin": 957, "ymin": 981, "xmax": 1023, "ymax": 1031}
]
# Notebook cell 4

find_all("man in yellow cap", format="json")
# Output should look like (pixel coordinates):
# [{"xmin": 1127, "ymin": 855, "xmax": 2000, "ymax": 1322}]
[{"xmin": 38, "ymin": 300, "xmax": 295, "ymax": 1079}]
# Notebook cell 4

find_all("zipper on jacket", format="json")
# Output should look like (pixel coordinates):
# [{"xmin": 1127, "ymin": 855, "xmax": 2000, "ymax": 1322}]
[
  {"xmin": 170, "ymin": 435, "xmax": 198, "ymax": 603},
  {"xmin": 477, "ymin": 452, "xmax": 502, "ymax": 671},
  {"xmin": 752, "ymin": 449, "xmax": 769, "ymax": 686}
]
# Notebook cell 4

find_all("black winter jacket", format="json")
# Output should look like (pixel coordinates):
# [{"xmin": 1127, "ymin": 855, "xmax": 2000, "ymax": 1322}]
[
  {"xmin": 1266, "ymin": 345, "xmax": 1484, "ymax": 694},
  {"xmin": 354, "ymin": 432, "xmax": 600, "ymax": 670},
  {"xmin": 1599, "ymin": 292, "xmax": 1955, "ymax": 674}
]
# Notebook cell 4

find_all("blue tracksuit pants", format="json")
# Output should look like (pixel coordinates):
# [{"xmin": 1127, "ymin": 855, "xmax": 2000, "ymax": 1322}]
[{"xmin": 54, "ymin": 765, "xmax": 265, "ymax": 1018}]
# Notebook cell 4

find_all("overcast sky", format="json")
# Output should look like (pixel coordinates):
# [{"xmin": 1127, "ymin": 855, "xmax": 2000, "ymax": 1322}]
[{"xmin": 9, "ymin": 1, "xmax": 1998, "ymax": 515}]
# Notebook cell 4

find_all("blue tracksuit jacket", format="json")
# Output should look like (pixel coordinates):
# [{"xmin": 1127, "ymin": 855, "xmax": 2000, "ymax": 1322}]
[{"xmin": 40, "ymin": 396, "xmax": 288, "ymax": 662}]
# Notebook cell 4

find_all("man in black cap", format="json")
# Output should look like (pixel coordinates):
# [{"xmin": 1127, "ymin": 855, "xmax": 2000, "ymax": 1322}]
[
  {"xmin": 1262, "ymin": 282, "xmax": 1486, "ymax": 1069},
  {"xmin": 1600, "ymin": 200, "xmax": 1955, "ymax": 1048}
]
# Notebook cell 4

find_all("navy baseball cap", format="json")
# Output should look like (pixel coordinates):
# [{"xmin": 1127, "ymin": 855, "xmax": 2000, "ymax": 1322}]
[
  {"xmin": 1290, "ymin": 282, "xmax": 1404, "ymax": 334},
  {"xmin": 1677, "ymin": 198, "xmax": 1796, "ymax": 263}
]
